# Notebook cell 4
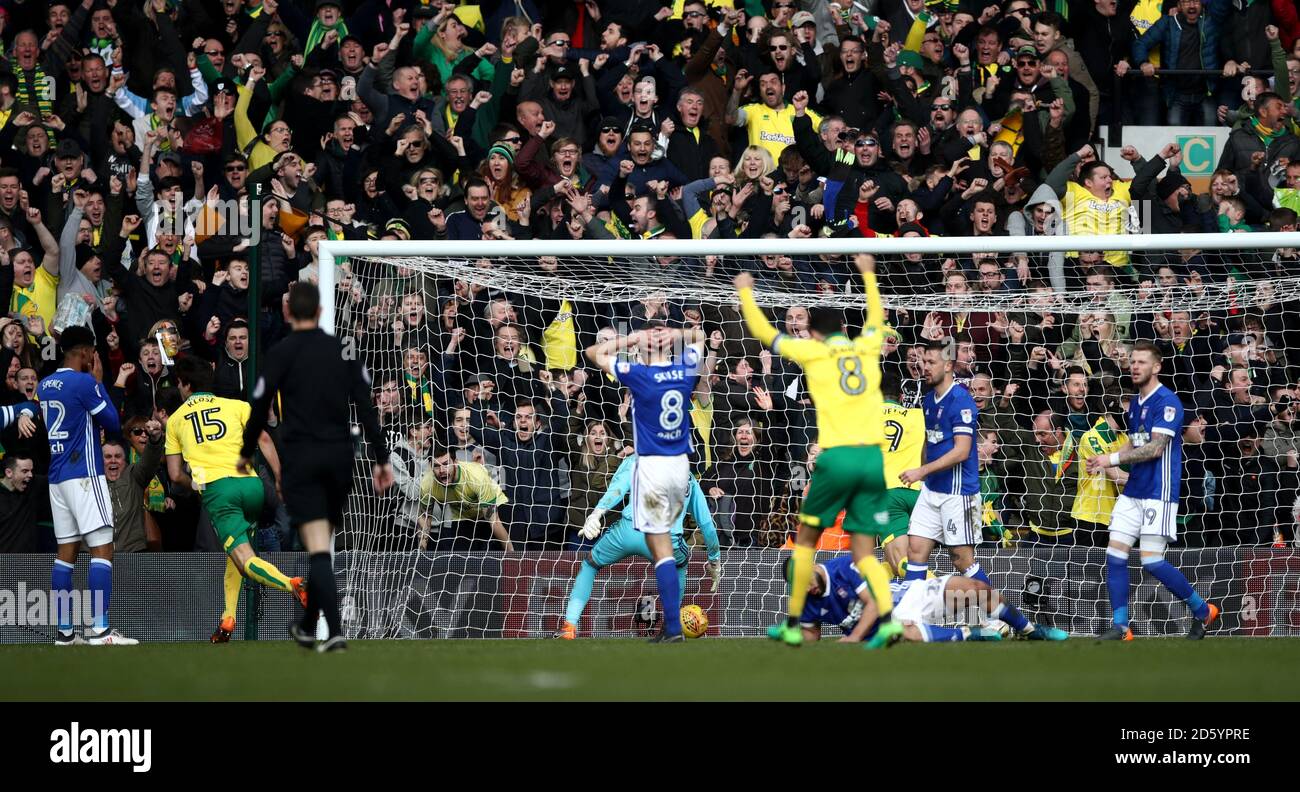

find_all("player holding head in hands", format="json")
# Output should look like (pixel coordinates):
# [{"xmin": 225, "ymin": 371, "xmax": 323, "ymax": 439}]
[
  {"xmin": 1085, "ymin": 342, "xmax": 1220, "ymax": 639},
  {"xmin": 167, "ymin": 356, "xmax": 306, "ymax": 644},
  {"xmin": 240, "ymin": 283, "xmax": 394, "ymax": 652},
  {"xmin": 585, "ymin": 321, "xmax": 706, "ymax": 643},
  {"xmin": 39, "ymin": 325, "xmax": 136, "ymax": 645},
  {"xmin": 734, "ymin": 254, "xmax": 901, "ymax": 650}
]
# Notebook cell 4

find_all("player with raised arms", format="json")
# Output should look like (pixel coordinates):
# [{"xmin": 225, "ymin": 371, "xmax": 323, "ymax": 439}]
[
  {"xmin": 735, "ymin": 253, "xmax": 901, "ymax": 650},
  {"xmin": 558, "ymin": 453, "xmax": 721, "ymax": 639},
  {"xmin": 585, "ymin": 321, "xmax": 705, "ymax": 643},
  {"xmin": 165, "ymin": 356, "xmax": 307, "ymax": 643},
  {"xmin": 39, "ymin": 325, "xmax": 136, "ymax": 645},
  {"xmin": 790, "ymin": 554, "xmax": 1066, "ymax": 642},
  {"xmin": 1086, "ymin": 341, "xmax": 1221, "ymax": 640}
]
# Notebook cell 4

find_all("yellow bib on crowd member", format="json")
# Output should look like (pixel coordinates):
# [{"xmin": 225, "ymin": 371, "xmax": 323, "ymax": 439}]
[
  {"xmin": 419, "ymin": 460, "xmax": 507, "ymax": 522},
  {"xmin": 1131, "ymin": 0, "xmax": 1163, "ymax": 67},
  {"xmin": 542, "ymin": 300, "xmax": 578, "ymax": 371},
  {"xmin": 10, "ymin": 267, "xmax": 59, "ymax": 332},
  {"xmin": 691, "ymin": 395, "xmax": 714, "ymax": 470},
  {"xmin": 994, "ymin": 109, "xmax": 1023, "ymax": 157},
  {"xmin": 1072, "ymin": 418, "xmax": 1124, "ymax": 525},
  {"xmin": 1063, "ymin": 179, "xmax": 1133, "ymax": 268}
]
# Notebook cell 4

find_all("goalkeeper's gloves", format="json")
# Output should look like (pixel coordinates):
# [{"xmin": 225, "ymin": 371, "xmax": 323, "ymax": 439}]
[
  {"xmin": 580, "ymin": 509, "xmax": 606, "ymax": 541},
  {"xmin": 704, "ymin": 560, "xmax": 722, "ymax": 593}
]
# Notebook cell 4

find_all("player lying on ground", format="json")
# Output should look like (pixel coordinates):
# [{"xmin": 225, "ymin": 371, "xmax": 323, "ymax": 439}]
[
  {"xmin": 585, "ymin": 322, "xmax": 705, "ymax": 642},
  {"xmin": 558, "ymin": 453, "xmax": 721, "ymax": 638},
  {"xmin": 39, "ymin": 326, "xmax": 135, "ymax": 645},
  {"xmin": 1085, "ymin": 341, "xmax": 1221, "ymax": 640},
  {"xmin": 735, "ymin": 254, "xmax": 900, "ymax": 650},
  {"xmin": 792, "ymin": 555, "xmax": 1069, "ymax": 643},
  {"xmin": 165, "ymin": 357, "xmax": 306, "ymax": 643}
]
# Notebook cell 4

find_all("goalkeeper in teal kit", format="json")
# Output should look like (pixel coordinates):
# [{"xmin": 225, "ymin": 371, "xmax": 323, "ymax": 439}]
[{"xmin": 557, "ymin": 454, "xmax": 721, "ymax": 639}]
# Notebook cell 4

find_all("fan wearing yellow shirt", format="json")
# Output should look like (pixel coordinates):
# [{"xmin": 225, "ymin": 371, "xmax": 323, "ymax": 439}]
[
  {"xmin": 725, "ymin": 68, "xmax": 822, "ymax": 162},
  {"xmin": 1073, "ymin": 403, "xmax": 1129, "ymax": 546},
  {"xmin": 8, "ymin": 217, "xmax": 63, "ymax": 330},
  {"xmin": 735, "ymin": 254, "xmax": 901, "ymax": 650},
  {"xmin": 165, "ymin": 357, "xmax": 304, "ymax": 643},
  {"xmin": 1049, "ymin": 144, "xmax": 1134, "ymax": 270},
  {"xmin": 419, "ymin": 445, "xmax": 515, "ymax": 553}
]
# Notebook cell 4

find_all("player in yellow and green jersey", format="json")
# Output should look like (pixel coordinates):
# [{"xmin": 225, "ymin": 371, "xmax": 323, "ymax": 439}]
[
  {"xmin": 735, "ymin": 254, "xmax": 902, "ymax": 650},
  {"xmin": 165, "ymin": 356, "xmax": 306, "ymax": 643},
  {"xmin": 880, "ymin": 372, "xmax": 926, "ymax": 576}
]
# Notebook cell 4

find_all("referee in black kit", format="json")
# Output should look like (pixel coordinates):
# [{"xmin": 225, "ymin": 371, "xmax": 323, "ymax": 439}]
[{"xmin": 239, "ymin": 283, "xmax": 394, "ymax": 652}]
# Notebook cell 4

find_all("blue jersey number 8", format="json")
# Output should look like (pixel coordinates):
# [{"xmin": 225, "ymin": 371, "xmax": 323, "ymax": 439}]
[{"xmin": 660, "ymin": 390, "xmax": 684, "ymax": 431}]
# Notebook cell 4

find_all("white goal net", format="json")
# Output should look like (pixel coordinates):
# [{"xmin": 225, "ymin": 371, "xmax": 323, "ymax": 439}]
[{"xmin": 320, "ymin": 235, "xmax": 1300, "ymax": 639}]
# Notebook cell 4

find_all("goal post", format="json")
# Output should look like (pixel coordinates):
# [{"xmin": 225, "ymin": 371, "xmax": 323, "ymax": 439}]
[{"xmin": 316, "ymin": 234, "xmax": 1300, "ymax": 639}]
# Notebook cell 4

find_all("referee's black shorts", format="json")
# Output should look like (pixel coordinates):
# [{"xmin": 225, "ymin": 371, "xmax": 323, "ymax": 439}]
[{"xmin": 281, "ymin": 441, "xmax": 354, "ymax": 527}]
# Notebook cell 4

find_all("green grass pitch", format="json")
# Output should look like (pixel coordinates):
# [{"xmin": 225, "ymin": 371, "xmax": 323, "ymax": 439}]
[{"xmin": 2, "ymin": 637, "xmax": 1298, "ymax": 700}]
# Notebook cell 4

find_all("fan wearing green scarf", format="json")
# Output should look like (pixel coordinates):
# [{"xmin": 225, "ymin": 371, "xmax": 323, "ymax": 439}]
[{"xmin": 275, "ymin": 0, "xmax": 350, "ymax": 56}]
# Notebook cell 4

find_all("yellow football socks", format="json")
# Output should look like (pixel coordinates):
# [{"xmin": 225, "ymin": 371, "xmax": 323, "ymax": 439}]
[
  {"xmin": 787, "ymin": 544, "xmax": 816, "ymax": 619},
  {"xmin": 243, "ymin": 557, "xmax": 295, "ymax": 593},
  {"xmin": 855, "ymin": 555, "xmax": 895, "ymax": 618},
  {"xmin": 222, "ymin": 557, "xmax": 241, "ymax": 621}
]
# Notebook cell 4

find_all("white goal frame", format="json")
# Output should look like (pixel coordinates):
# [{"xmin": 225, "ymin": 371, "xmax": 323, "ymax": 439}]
[
  {"xmin": 316, "ymin": 233, "xmax": 1300, "ymax": 638},
  {"xmin": 317, "ymin": 232, "xmax": 1300, "ymax": 335}
]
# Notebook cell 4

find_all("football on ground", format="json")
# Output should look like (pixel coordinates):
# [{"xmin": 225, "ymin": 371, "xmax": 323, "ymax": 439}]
[{"xmin": 681, "ymin": 604, "xmax": 709, "ymax": 638}]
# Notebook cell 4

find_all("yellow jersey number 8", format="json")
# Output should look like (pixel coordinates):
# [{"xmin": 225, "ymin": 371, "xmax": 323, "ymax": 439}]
[{"xmin": 837, "ymin": 355, "xmax": 866, "ymax": 395}]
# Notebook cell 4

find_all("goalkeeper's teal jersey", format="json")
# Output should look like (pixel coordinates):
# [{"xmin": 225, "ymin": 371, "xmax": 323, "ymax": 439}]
[{"xmin": 595, "ymin": 455, "xmax": 721, "ymax": 562}]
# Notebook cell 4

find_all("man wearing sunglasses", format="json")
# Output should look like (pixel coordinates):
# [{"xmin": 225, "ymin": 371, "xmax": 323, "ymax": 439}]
[
  {"xmin": 582, "ymin": 116, "xmax": 627, "ymax": 191},
  {"xmin": 760, "ymin": 28, "xmax": 821, "ymax": 105},
  {"xmin": 791, "ymin": 90, "xmax": 904, "ymax": 232}
]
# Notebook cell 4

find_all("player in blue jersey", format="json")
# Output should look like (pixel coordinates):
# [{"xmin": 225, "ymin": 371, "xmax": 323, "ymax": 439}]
[
  {"xmin": 38, "ymin": 326, "xmax": 136, "ymax": 646},
  {"xmin": 585, "ymin": 320, "xmax": 705, "ymax": 642},
  {"xmin": 556, "ymin": 453, "xmax": 721, "ymax": 638},
  {"xmin": 1086, "ymin": 341, "xmax": 1221, "ymax": 640},
  {"xmin": 790, "ymin": 554, "xmax": 1067, "ymax": 642},
  {"xmin": 900, "ymin": 341, "xmax": 990, "ymax": 587}
]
